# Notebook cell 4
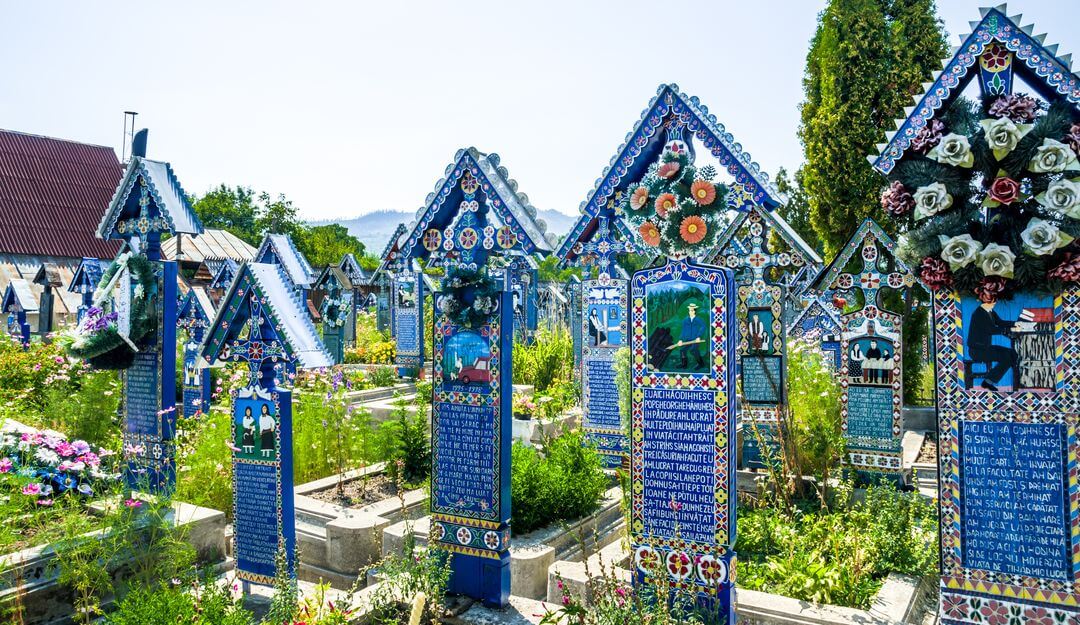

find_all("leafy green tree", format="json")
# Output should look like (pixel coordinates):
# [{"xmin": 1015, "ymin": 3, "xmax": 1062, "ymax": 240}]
[
  {"xmin": 799, "ymin": 0, "xmax": 946, "ymax": 256},
  {"xmin": 254, "ymin": 191, "xmax": 303, "ymax": 240},
  {"xmin": 293, "ymin": 223, "xmax": 367, "ymax": 268},
  {"xmin": 189, "ymin": 185, "xmax": 260, "ymax": 243}
]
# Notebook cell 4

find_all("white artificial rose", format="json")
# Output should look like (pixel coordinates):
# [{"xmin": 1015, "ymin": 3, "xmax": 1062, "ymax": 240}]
[
  {"xmin": 977, "ymin": 243, "xmax": 1016, "ymax": 278},
  {"xmin": 1038, "ymin": 178, "xmax": 1080, "ymax": 219},
  {"xmin": 1029, "ymin": 138, "xmax": 1080, "ymax": 173},
  {"xmin": 938, "ymin": 234, "xmax": 983, "ymax": 271},
  {"xmin": 928, "ymin": 133, "xmax": 974, "ymax": 167},
  {"xmin": 1021, "ymin": 217, "xmax": 1072, "ymax": 255},
  {"xmin": 980, "ymin": 117, "xmax": 1033, "ymax": 158},
  {"xmin": 913, "ymin": 182, "xmax": 953, "ymax": 219}
]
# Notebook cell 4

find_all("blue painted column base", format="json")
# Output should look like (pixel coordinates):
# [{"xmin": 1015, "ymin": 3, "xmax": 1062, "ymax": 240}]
[{"xmin": 448, "ymin": 551, "xmax": 510, "ymax": 608}]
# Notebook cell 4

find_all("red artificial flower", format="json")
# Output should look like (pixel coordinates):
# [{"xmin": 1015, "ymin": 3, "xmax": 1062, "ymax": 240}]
[
  {"xmin": 987, "ymin": 176, "xmax": 1021, "ymax": 205},
  {"xmin": 690, "ymin": 180, "xmax": 716, "ymax": 206},
  {"xmin": 1066, "ymin": 123, "xmax": 1080, "ymax": 155},
  {"xmin": 881, "ymin": 181, "xmax": 915, "ymax": 217},
  {"xmin": 1048, "ymin": 253, "xmax": 1080, "ymax": 283},
  {"xmin": 910, "ymin": 119, "xmax": 945, "ymax": 154},
  {"xmin": 657, "ymin": 161, "xmax": 680, "ymax": 180},
  {"xmin": 918, "ymin": 257, "xmax": 954, "ymax": 291},
  {"xmin": 679, "ymin": 215, "xmax": 707, "ymax": 245},
  {"xmin": 639, "ymin": 222, "xmax": 661, "ymax": 247},
  {"xmin": 974, "ymin": 276, "xmax": 1008, "ymax": 303},
  {"xmin": 654, "ymin": 193, "xmax": 677, "ymax": 217}
]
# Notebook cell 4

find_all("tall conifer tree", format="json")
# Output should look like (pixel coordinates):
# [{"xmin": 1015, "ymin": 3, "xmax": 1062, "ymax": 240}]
[{"xmin": 798, "ymin": 0, "xmax": 947, "ymax": 256}]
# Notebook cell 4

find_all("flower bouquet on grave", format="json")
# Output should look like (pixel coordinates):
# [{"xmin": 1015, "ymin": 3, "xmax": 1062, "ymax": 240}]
[
  {"xmin": 0, "ymin": 421, "xmax": 119, "ymax": 506},
  {"xmin": 884, "ymin": 91, "xmax": 1080, "ymax": 301},
  {"xmin": 56, "ymin": 252, "xmax": 159, "ymax": 370},
  {"xmin": 320, "ymin": 295, "xmax": 352, "ymax": 329},
  {"xmin": 620, "ymin": 139, "xmax": 728, "ymax": 261},
  {"xmin": 439, "ymin": 266, "xmax": 501, "ymax": 328}
]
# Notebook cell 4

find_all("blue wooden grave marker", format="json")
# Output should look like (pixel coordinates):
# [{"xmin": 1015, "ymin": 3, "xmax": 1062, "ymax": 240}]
[
  {"xmin": 201, "ymin": 261, "xmax": 332, "ymax": 587},
  {"xmin": 398, "ymin": 147, "xmax": 557, "ymax": 606},
  {"xmin": 789, "ymin": 296, "xmax": 843, "ymax": 370},
  {"xmin": 337, "ymin": 253, "xmax": 367, "ymax": 346},
  {"xmin": 708, "ymin": 207, "xmax": 822, "ymax": 469},
  {"xmin": 809, "ymin": 219, "xmax": 917, "ymax": 482},
  {"xmin": 867, "ymin": 7, "xmax": 1080, "ymax": 620},
  {"xmin": 68, "ymin": 257, "xmax": 107, "ymax": 323},
  {"xmin": 314, "ymin": 266, "xmax": 354, "ymax": 364},
  {"xmin": 392, "ymin": 270, "xmax": 424, "ymax": 376},
  {"xmin": 508, "ymin": 255, "xmax": 539, "ymax": 342},
  {"xmin": 176, "ymin": 288, "xmax": 214, "ymax": 419},
  {"xmin": 208, "ymin": 258, "xmax": 239, "ymax": 308},
  {"xmin": 370, "ymin": 223, "xmax": 408, "ymax": 334},
  {"xmin": 2, "ymin": 279, "xmax": 35, "ymax": 348},
  {"xmin": 430, "ymin": 275, "xmax": 513, "ymax": 608},
  {"xmin": 630, "ymin": 259, "xmax": 737, "ymax": 617},
  {"xmin": 97, "ymin": 140, "xmax": 203, "ymax": 493}
]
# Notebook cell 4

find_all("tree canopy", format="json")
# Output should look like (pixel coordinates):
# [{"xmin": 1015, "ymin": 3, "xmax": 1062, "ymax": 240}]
[
  {"xmin": 798, "ymin": 0, "xmax": 947, "ymax": 256},
  {"xmin": 189, "ymin": 185, "xmax": 377, "ymax": 269}
]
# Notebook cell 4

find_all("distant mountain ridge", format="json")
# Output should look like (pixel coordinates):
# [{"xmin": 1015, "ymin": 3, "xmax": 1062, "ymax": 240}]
[{"xmin": 314, "ymin": 208, "xmax": 577, "ymax": 257}]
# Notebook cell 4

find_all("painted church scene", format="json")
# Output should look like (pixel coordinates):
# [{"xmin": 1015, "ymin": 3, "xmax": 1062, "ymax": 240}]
[{"xmin": 3, "ymin": 2, "xmax": 1080, "ymax": 624}]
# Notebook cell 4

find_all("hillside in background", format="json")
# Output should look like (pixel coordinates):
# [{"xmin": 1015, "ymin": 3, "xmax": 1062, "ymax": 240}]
[{"xmin": 315, "ymin": 208, "xmax": 577, "ymax": 256}]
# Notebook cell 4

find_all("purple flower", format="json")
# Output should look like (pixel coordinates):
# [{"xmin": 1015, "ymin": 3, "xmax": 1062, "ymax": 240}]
[
  {"xmin": 77, "ymin": 483, "xmax": 93, "ymax": 496},
  {"xmin": 71, "ymin": 440, "xmax": 90, "ymax": 456}
]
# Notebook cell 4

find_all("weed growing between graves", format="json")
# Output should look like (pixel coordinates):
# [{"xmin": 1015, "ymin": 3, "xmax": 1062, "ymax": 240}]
[
  {"xmin": 510, "ymin": 430, "xmax": 608, "ymax": 535},
  {"xmin": 513, "ymin": 327, "xmax": 574, "ymax": 392},
  {"xmin": 750, "ymin": 338, "xmax": 846, "ymax": 508},
  {"xmin": 103, "ymin": 576, "xmax": 253, "ymax": 625},
  {"xmin": 735, "ymin": 481, "xmax": 938, "ymax": 609}
]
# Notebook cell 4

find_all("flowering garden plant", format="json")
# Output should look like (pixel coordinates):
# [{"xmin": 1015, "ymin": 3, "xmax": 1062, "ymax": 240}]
[
  {"xmin": 0, "ymin": 420, "xmax": 118, "ymax": 506},
  {"xmin": 883, "ymin": 92, "xmax": 1080, "ymax": 301},
  {"xmin": 621, "ymin": 140, "xmax": 728, "ymax": 260}
]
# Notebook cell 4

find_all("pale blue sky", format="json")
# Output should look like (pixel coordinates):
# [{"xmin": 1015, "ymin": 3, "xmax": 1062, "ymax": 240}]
[{"xmin": 1, "ymin": 1, "xmax": 1076, "ymax": 221}]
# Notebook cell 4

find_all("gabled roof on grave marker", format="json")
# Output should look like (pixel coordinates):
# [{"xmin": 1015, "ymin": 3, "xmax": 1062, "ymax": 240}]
[
  {"xmin": 868, "ymin": 4, "xmax": 1080, "ymax": 174},
  {"xmin": 557, "ymin": 83, "xmax": 785, "ymax": 263},
  {"xmin": 68, "ymin": 257, "xmax": 107, "ymax": 294},
  {"xmin": 314, "ymin": 265, "xmax": 353, "ymax": 292},
  {"xmin": 706, "ymin": 205, "xmax": 824, "ymax": 268},
  {"xmin": 98, "ymin": 156, "xmax": 203, "ymax": 240},
  {"xmin": 369, "ymin": 223, "xmax": 408, "ymax": 285},
  {"xmin": 808, "ymin": 218, "xmax": 921, "ymax": 293},
  {"xmin": 790, "ymin": 297, "xmax": 842, "ymax": 336},
  {"xmin": 209, "ymin": 258, "xmax": 239, "ymax": 291},
  {"xmin": 398, "ymin": 148, "xmax": 556, "ymax": 264},
  {"xmin": 254, "ymin": 233, "xmax": 316, "ymax": 289},
  {"xmin": 202, "ymin": 262, "xmax": 332, "ymax": 370},
  {"xmin": 33, "ymin": 263, "xmax": 64, "ymax": 288},
  {"xmin": 3, "ymin": 279, "xmax": 38, "ymax": 313},
  {"xmin": 338, "ymin": 253, "xmax": 368, "ymax": 285},
  {"xmin": 177, "ymin": 286, "xmax": 215, "ymax": 324}
]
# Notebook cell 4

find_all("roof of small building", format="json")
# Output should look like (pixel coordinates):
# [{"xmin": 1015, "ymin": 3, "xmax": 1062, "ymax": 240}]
[
  {"xmin": 161, "ymin": 228, "xmax": 257, "ymax": 264},
  {"xmin": 0, "ymin": 129, "xmax": 122, "ymax": 259}
]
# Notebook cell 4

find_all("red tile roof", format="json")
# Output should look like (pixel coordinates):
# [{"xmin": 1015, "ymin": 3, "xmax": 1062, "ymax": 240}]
[{"xmin": 0, "ymin": 129, "xmax": 122, "ymax": 259}]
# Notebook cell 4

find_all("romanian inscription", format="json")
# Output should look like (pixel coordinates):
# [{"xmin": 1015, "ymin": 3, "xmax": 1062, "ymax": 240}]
[
  {"xmin": 845, "ymin": 385, "xmax": 894, "ymax": 441},
  {"xmin": 234, "ymin": 461, "xmax": 280, "ymax": 577},
  {"xmin": 434, "ymin": 402, "xmax": 496, "ymax": 515},
  {"xmin": 585, "ymin": 359, "xmax": 620, "ymax": 430},
  {"xmin": 641, "ymin": 388, "xmax": 716, "ymax": 545},
  {"xmin": 960, "ymin": 421, "xmax": 1070, "ymax": 581},
  {"xmin": 742, "ymin": 356, "xmax": 781, "ymax": 404},
  {"xmin": 125, "ymin": 349, "xmax": 160, "ymax": 437}
]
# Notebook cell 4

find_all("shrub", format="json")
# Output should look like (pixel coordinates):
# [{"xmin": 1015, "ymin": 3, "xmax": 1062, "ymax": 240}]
[
  {"xmin": 512, "ymin": 327, "xmax": 573, "ymax": 392},
  {"xmin": 511, "ymin": 430, "xmax": 607, "ymax": 535},
  {"xmin": 736, "ymin": 483, "xmax": 938, "ymax": 609},
  {"xmin": 104, "ymin": 580, "xmax": 252, "ymax": 625},
  {"xmin": 370, "ymin": 365, "xmax": 398, "ymax": 387},
  {"xmin": 381, "ymin": 397, "xmax": 430, "ymax": 486}
]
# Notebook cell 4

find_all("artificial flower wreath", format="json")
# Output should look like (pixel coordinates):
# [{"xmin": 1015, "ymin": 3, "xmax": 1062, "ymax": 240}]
[
  {"xmin": 59, "ymin": 252, "xmax": 158, "ymax": 370},
  {"xmin": 439, "ymin": 266, "xmax": 500, "ymax": 328},
  {"xmin": 620, "ymin": 141, "xmax": 728, "ymax": 260},
  {"xmin": 320, "ymin": 294, "xmax": 351, "ymax": 329},
  {"xmin": 884, "ymin": 92, "xmax": 1080, "ymax": 301}
]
